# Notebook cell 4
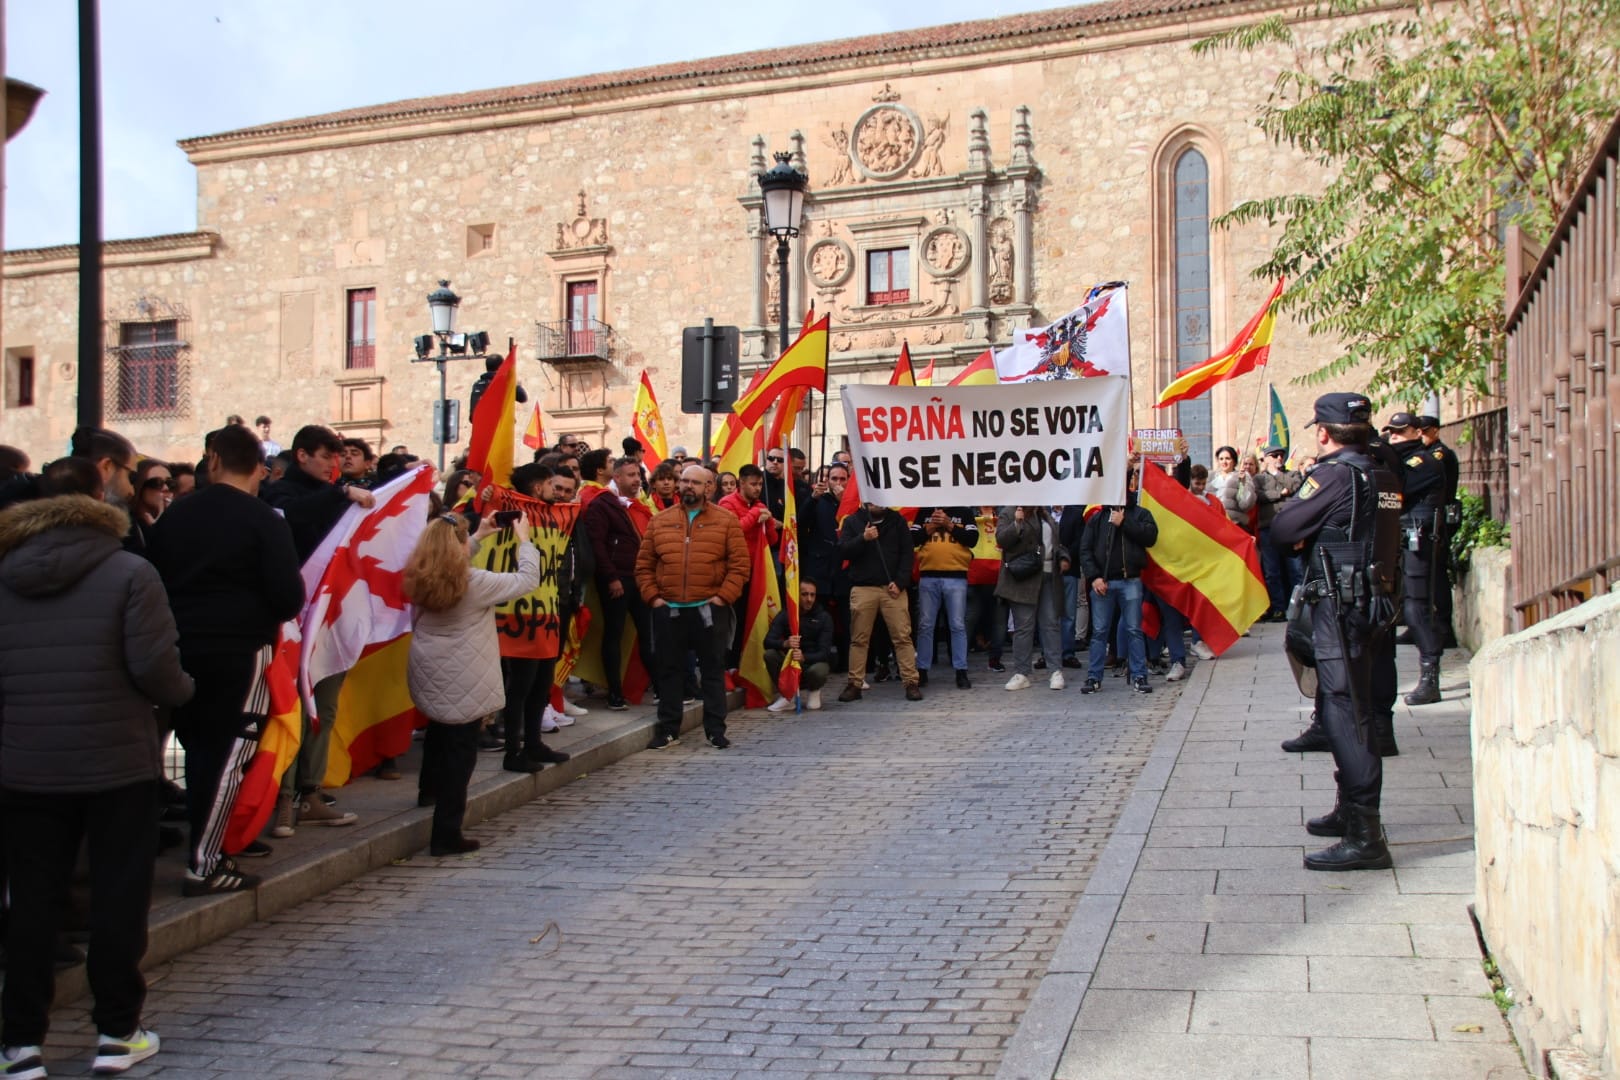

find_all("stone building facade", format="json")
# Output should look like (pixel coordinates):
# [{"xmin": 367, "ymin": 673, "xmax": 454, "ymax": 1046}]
[{"xmin": 2, "ymin": 0, "xmax": 1349, "ymax": 466}]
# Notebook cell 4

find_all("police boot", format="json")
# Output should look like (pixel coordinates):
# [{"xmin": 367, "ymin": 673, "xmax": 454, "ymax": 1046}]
[
  {"xmin": 1306, "ymin": 776, "xmax": 1346, "ymax": 837},
  {"xmin": 1404, "ymin": 661, "xmax": 1441, "ymax": 706},
  {"xmin": 1304, "ymin": 803, "xmax": 1392, "ymax": 871},
  {"xmin": 1281, "ymin": 712, "xmax": 1332, "ymax": 753},
  {"xmin": 1371, "ymin": 713, "xmax": 1399, "ymax": 757}
]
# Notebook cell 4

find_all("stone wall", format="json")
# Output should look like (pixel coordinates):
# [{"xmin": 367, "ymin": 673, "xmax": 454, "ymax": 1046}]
[
  {"xmin": 1455, "ymin": 545, "xmax": 1513, "ymax": 654},
  {"xmin": 1472, "ymin": 590, "xmax": 1620, "ymax": 1078}
]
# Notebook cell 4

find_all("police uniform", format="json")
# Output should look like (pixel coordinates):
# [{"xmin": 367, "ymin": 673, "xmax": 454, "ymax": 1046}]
[
  {"xmin": 1271, "ymin": 392, "xmax": 1393, "ymax": 871},
  {"xmin": 1385, "ymin": 411, "xmax": 1448, "ymax": 704},
  {"xmin": 1419, "ymin": 416, "xmax": 1460, "ymax": 645}
]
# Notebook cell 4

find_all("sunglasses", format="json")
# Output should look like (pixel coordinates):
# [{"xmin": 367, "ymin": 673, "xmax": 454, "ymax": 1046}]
[
  {"xmin": 766, "ymin": 456, "xmax": 784, "ymax": 463},
  {"xmin": 142, "ymin": 476, "xmax": 177, "ymax": 492}
]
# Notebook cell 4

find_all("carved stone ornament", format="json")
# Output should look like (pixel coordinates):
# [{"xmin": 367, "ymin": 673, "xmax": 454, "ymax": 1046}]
[
  {"xmin": 821, "ymin": 124, "xmax": 856, "ymax": 187},
  {"xmin": 851, "ymin": 103, "xmax": 924, "ymax": 182},
  {"xmin": 920, "ymin": 225, "xmax": 971, "ymax": 279},
  {"xmin": 832, "ymin": 333, "xmax": 855, "ymax": 353},
  {"xmin": 988, "ymin": 218, "xmax": 1015, "ymax": 304},
  {"xmin": 914, "ymin": 114, "xmax": 949, "ymax": 179},
  {"xmin": 805, "ymin": 237, "xmax": 855, "ymax": 289},
  {"xmin": 555, "ymin": 190, "xmax": 608, "ymax": 251}
]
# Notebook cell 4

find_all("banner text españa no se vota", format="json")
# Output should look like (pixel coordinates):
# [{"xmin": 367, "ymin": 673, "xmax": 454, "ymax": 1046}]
[{"xmin": 853, "ymin": 401, "xmax": 1111, "ymax": 489}]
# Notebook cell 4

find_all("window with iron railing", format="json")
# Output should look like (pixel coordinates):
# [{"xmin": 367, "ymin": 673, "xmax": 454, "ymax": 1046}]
[
  {"xmin": 114, "ymin": 320, "xmax": 182, "ymax": 416},
  {"xmin": 867, "ymin": 248, "xmax": 911, "ymax": 305},
  {"xmin": 346, "ymin": 287, "xmax": 377, "ymax": 370}
]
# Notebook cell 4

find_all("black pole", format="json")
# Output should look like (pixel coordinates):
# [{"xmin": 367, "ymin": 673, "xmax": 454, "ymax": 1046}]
[
  {"xmin": 776, "ymin": 235, "xmax": 790, "ymax": 360},
  {"xmin": 76, "ymin": 0, "xmax": 104, "ymax": 429},
  {"xmin": 436, "ymin": 355, "xmax": 448, "ymax": 473},
  {"xmin": 701, "ymin": 317, "xmax": 715, "ymax": 460}
]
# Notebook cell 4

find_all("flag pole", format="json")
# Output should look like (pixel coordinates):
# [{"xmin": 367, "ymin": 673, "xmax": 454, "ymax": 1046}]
[{"xmin": 1240, "ymin": 373, "xmax": 1270, "ymax": 454}]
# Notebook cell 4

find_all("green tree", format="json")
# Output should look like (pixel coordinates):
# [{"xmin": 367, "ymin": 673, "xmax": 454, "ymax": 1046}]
[{"xmin": 1195, "ymin": 0, "xmax": 1620, "ymax": 400}]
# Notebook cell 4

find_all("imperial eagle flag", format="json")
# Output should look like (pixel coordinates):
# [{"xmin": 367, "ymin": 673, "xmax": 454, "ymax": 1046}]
[{"xmin": 994, "ymin": 282, "xmax": 1130, "ymax": 383}]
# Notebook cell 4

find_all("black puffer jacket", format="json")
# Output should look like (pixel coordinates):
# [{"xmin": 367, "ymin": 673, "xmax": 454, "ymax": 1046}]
[
  {"xmin": 0, "ymin": 495, "xmax": 194, "ymax": 793},
  {"xmin": 1078, "ymin": 499, "xmax": 1159, "ymax": 583}
]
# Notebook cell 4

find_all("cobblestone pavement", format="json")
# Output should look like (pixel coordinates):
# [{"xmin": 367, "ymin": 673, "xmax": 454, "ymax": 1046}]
[{"xmin": 45, "ymin": 666, "xmax": 1177, "ymax": 1078}]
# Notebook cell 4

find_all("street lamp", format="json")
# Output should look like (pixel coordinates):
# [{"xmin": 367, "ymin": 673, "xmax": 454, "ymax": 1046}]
[
  {"xmin": 758, "ymin": 151, "xmax": 807, "ymax": 358},
  {"xmin": 413, "ymin": 279, "xmax": 490, "ymax": 471}
]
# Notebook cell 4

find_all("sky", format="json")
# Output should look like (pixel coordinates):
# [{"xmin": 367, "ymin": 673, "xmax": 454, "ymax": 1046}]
[{"xmin": 3, "ymin": 0, "xmax": 1041, "ymax": 251}]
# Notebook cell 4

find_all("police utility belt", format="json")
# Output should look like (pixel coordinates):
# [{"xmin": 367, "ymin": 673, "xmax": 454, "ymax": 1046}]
[
  {"xmin": 1287, "ymin": 541, "xmax": 1383, "ymax": 622},
  {"xmin": 1400, "ymin": 501, "xmax": 1461, "ymax": 550}
]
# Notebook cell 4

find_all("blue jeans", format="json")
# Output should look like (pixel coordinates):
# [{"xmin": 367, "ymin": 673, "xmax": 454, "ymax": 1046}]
[
  {"xmin": 1147, "ymin": 590, "xmax": 1187, "ymax": 664},
  {"xmin": 1259, "ymin": 526, "xmax": 1287, "ymax": 614},
  {"xmin": 1060, "ymin": 575, "xmax": 1082, "ymax": 658},
  {"xmin": 1088, "ymin": 577, "xmax": 1147, "ymax": 682},
  {"xmin": 916, "ymin": 576, "xmax": 969, "ymax": 671}
]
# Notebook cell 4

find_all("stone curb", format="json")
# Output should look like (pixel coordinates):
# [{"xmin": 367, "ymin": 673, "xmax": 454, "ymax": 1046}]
[
  {"xmin": 55, "ymin": 693, "xmax": 734, "ymax": 1005},
  {"xmin": 994, "ymin": 659, "xmax": 1212, "ymax": 1080}
]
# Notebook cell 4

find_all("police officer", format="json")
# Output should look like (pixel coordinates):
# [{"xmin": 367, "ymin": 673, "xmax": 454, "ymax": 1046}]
[
  {"xmin": 1385, "ymin": 412, "xmax": 1448, "ymax": 705},
  {"xmin": 1271, "ymin": 392, "xmax": 1393, "ymax": 871},
  {"xmin": 1419, "ymin": 416, "xmax": 1461, "ymax": 648}
]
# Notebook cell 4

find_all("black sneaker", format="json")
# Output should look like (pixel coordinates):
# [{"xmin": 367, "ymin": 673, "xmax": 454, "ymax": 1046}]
[
  {"xmin": 1062, "ymin": 656, "xmax": 1083, "ymax": 669},
  {"xmin": 525, "ymin": 743, "xmax": 571, "ymax": 765},
  {"xmin": 706, "ymin": 733, "xmax": 731, "ymax": 749},
  {"xmin": 477, "ymin": 728, "xmax": 506, "ymax": 752},
  {"xmin": 502, "ymin": 753, "xmax": 543, "ymax": 774},
  {"xmin": 1080, "ymin": 678, "xmax": 1102, "ymax": 694},
  {"xmin": 955, "ymin": 669, "xmax": 972, "ymax": 689},
  {"xmin": 234, "ymin": 839, "xmax": 272, "ymax": 858},
  {"xmin": 648, "ymin": 732, "xmax": 677, "ymax": 750},
  {"xmin": 606, "ymin": 695, "xmax": 629, "ymax": 711},
  {"xmin": 917, "ymin": 669, "xmax": 929, "ymax": 688},
  {"xmin": 1033, "ymin": 656, "xmax": 1047, "ymax": 670},
  {"xmin": 1133, "ymin": 678, "xmax": 1153, "ymax": 694},
  {"xmin": 873, "ymin": 661, "xmax": 891, "ymax": 683},
  {"xmin": 988, "ymin": 658, "xmax": 1006, "ymax": 673}
]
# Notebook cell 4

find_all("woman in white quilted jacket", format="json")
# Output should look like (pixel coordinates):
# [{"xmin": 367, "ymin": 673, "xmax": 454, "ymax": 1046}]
[{"xmin": 403, "ymin": 511, "xmax": 541, "ymax": 855}]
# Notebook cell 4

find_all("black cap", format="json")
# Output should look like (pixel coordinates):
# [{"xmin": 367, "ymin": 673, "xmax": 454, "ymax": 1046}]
[
  {"xmin": 1417, "ymin": 415, "xmax": 1440, "ymax": 430},
  {"xmin": 1382, "ymin": 411, "xmax": 1421, "ymax": 431},
  {"xmin": 1307, "ymin": 392, "xmax": 1372, "ymax": 426}
]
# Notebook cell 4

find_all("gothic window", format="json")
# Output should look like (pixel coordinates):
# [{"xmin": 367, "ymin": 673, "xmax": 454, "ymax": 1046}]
[{"xmin": 1171, "ymin": 147, "xmax": 1213, "ymax": 467}]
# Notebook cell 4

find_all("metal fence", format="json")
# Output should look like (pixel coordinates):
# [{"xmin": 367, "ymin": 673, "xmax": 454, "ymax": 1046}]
[
  {"xmin": 1437, "ymin": 406, "xmax": 1510, "ymax": 521},
  {"xmin": 1503, "ymin": 112, "xmax": 1620, "ymax": 629}
]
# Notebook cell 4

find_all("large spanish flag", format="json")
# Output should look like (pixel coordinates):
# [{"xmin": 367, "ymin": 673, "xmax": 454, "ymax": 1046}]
[
  {"xmin": 735, "ymin": 518, "xmax": 783, "ymax": 709},
  {"xmin": 777, "ymin": 456, "xmax": 802, "ymax": 702},
  {"xmin": 1156, "ymin": 278, "xmax": 1285, "ymax": 408},
  {"xmin": 1136, "ymin": 464, "xmax": 1269, "ymax": 654},
  {"xmin": 730, "ymin": 314, "xmax": 829, "ymax": 430},
  {"xmin": 948, "ymin": 349, "xmax": 997, "ymax": 386},
  {"xmin": 632, "ymin": 371, "xmax": 669, "ymax": 468},
  {"xmin": 467, "ymin": 341, "xmax": 519, "ymax": 497}
]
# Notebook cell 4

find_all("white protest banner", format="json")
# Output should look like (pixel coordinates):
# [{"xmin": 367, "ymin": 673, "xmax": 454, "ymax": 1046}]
[{"xmin": 841, "ymin": 379, "xmax": 1130, "ymax": 507}]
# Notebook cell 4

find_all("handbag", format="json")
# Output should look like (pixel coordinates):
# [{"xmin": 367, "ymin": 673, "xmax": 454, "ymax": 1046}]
[{"xmin": 1006, "ymin": 546, "xmax": 1044, "ymax": 581}]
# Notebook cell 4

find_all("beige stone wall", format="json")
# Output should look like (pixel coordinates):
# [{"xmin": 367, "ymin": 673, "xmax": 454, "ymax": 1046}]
[
  {"xmin": 1472, "ymin": 590, "xmax": 1620, "ymax": 1078},
  {"xmin": 1455, "ymin": 545, "xmax": 1514, "ymax": 654},
  {"xmin": 2, "ymin": 4, "xmax": 1357, "ymax": 466}
]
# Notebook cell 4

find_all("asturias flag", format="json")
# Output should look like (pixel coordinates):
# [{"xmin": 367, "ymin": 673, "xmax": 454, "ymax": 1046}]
[
  {"xmin": 1156, "ymin": 278, "xmax": 1285, "ymax": 408},
  {"xmin": 1268, "ymin": 384, "xmax": 1290, "ymax": 455}
]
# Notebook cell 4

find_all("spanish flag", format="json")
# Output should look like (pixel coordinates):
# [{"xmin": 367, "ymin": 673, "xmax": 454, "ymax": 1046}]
[
  {"xmin": 888, "ymin": 343, "xmax": 917, "ymax": 386},
  {"xmin": 730, "ymin": 314, "xmax": 830, "ymax": 431},
  {"xmin": 224, "ymin": 624, "xmax": 302, "ymax": 852},
  {"xmin": 632, "ymin": 371, "xmax": 669, "ymax": 468},
  {"xmin": 467, "ymin": 340, "xmax": 519, "ymax": 497},
  {"xmin": 1156, "ymin": 278, "xmax": 1285, "ymax": 408},
  {"xmin": 915, "ymin": 358, "xmax": 935, "ymax": 386},
  {"xmin": 949, "ymin": 349, "xmax": 998, "ymax": 387},
  {"xmin": 1136, "ymin": 464, "xmax": 1269, "ymax": 654},
  {"xmin": 778, "ymin": 456, "xmax": 802, "ymax": 703},
  {"xmin": 735, "ymin": 514, "xmax": 783, "ymax": 709},
  {"xmin": 522, "ymin": 402, "xmax": 545, "ymax": 451}
]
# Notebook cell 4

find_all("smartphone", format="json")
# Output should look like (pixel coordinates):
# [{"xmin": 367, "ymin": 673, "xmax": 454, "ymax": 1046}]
[{"xmin": 493, "ymin": 509, "xmax": 521, "ymax": 527}]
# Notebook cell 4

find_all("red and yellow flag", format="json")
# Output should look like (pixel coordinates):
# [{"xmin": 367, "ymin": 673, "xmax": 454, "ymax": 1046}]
[
  {"xmin": 1136, "ymin": 465, "xmax": 1269, "ymax": 653},
  {"xmin": 778, "ymin": 447, "xmax": 802, "ymax": 702},
  {"xmin": 888, "ymin": 342, "xmax": 917, "ymax": 386},
  {"xmin": 522, "ymin": 402, "xmax": 545, "ymax": 451},
  {"xmin": 735, "ymin": 516, "xmax": 782, "ymax": 709},
  {"xmin": 915, "ymin": 357, "xmax": 935, "ymax": 386},
  {"xmin": 730, "ymin": 314, "xmax": 829, "ymax": 431},
  {"xmin": 467, "ymin": 341, "xmax": 519, "ymax": 498},
  {"xmin": 224, "ymin": 625, "xmax": 302, "ymax": 852},
  {"xmin": 632, "ymin": 371, "xmax": 669, "ymax": 468},
  {"xmin": 472, "ymin": 489, "xmax": 583, "ymax": 660},
  {"xmin": 1156, "ymin": 278, "xmax": 1285, "ymax": 408},
  {"xmin": 949, "ymin": 349, "xmax": 998, "ymax": 386},
  {"xmin": 323, "ymin": 636, "xmax": 422, "ymax": 788}
]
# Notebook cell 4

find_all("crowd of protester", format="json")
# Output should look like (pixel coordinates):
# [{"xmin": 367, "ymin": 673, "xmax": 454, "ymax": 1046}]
[{"xmin": 0, "ymin": 406, "xmax": 1463, "ymax": 1075}]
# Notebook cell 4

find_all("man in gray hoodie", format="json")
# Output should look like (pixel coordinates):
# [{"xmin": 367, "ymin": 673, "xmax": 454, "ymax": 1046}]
[{"xmin": 0, "ymin": 446, "xmax": 194, "ymax": 1077}]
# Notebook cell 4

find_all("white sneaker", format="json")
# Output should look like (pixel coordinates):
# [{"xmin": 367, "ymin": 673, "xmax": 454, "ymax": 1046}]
[
  {"xmin": 861, "ymin": 680, "xmax": 872, "ymax": 690},
  {"xmin": 1191, "ymin": 641, "xmax": 1215, "ymax": 661},
  {"xmin": 2, "ymin": 1044, "xmax": 45, "ymax": 1080},
  {"xmin": 1005, "ymin": 673, "xmax": 1031, "ymax": 691},
  {"xmin": 93, "ymin": 1027, "xmax": 160, "ymax": 1073},
  {"xmin": 1166, "ymin": 662, "xmax": 1188, "ymax": 682},
  {"xmin": 540, "ymin": 706, "xmax": 562, "ymax": 733},
  {"xmin": 767, "ymin": 695, "xmax": 794, "ymax": 713},
  {"xmin": 806, "ymin": 689, "xmax": 823, "ymax": 711},
  {"xmin": 562, "ymin": 699, "xmax": 588, "ymax": 717},
  {"xmin": 1049, "ymin": 671, "xmax": 1066, "ymax": 690}
]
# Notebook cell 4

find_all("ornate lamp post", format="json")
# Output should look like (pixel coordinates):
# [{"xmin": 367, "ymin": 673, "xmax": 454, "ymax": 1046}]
[
  {"xmin": 413, "ymin": 280, "xmax": 490, "ymax": 471},
  {"xmin": 757, "ymin": 151, "xmax": 808, "ymax": 358}
]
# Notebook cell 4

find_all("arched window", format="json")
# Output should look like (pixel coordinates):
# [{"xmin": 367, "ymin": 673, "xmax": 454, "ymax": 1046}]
[{"xmin": 1171, "ymin": 148, "xmax": 1213, "ymax": 467}]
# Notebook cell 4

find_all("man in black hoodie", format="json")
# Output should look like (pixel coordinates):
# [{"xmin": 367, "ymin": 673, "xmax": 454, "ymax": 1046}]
[
  {"xmin": 836, "ymin": 502, "xmax": 921, "ymax": 702},
  {"xmin": 260, "ymin": 425, "xmax": 373, "ymax": 835},
  {"xmin": 152, "ymin": 424, "xmax": 305, "ymax": 894}
]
